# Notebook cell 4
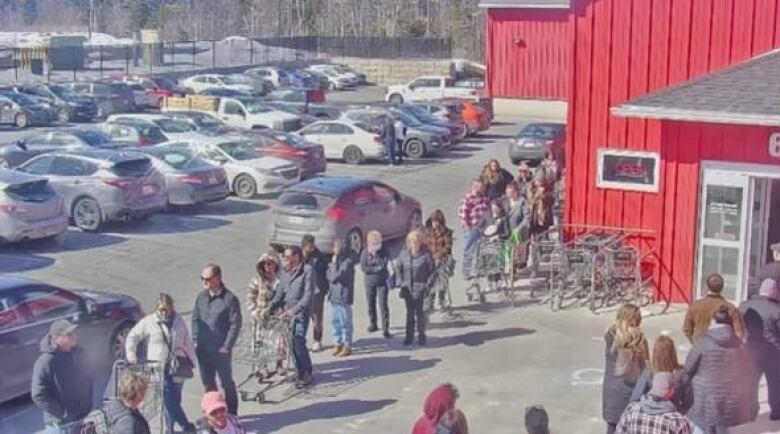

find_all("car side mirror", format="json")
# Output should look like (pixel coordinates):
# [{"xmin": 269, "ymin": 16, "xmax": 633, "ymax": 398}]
[
  {"xmin": 238, "ymin": 110, "xmax": 246, "ymax": 118},
  {"xmin": 16, "ymin": 140, "xmax": 27, "ymax": 151}
]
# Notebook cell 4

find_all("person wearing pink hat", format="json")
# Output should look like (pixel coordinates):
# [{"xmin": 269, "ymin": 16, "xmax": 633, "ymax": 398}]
[{"xmin": 195, "ymin": 392, "xmax": 246, "ymax": 434}]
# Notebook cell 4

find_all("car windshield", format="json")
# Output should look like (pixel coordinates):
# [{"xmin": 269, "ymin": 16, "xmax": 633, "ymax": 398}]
[
  {"xmin": 405, "ymin": 106, "xmax": 437, "ymax": 123},
  {"xmin": 73, "ymin": 130, "xmax": 113, "ymax": 146},
  {"xmin": 217, "ymin": 140, "xmax": 263, "ymax": 160},
  {"xmin": 4, "ymin": 93, "xmax": 37, "ymax": 106},
  {"xmin": 277, "ymin": 191, "xmax": 336, "ymax": 211},
  {"xmin": 145, "ymin": 147, "xmax": 210, "ymax": 170},
  {"xmin": 111, "ymin": 158, "xmax": 153, "ymax": 177},
  {"xmin": 190, "ymin": 113, "xmax": 221, "ymax": 128},
  {"xmin": 152, "ymin": 77, "xmax": 177, "ymax": 88},
  {"xmin": 5, "ymin": 180, "xmax": 55, "ymax": 202},
  {"xmin": 239, "ymin": 99, "xmax": 271, "ymax": 114},
  {"xmin": 221, "ymin": 76, "xmax": 241, "ymax": 85},
  {"xmin": 155, "ymin": 119, "xmax": 195, "ymax": 133},
  {"xmin": 519, "ymin": 124, "xmax": 562, "ymax": 139},
  {"xmin": 49, "ymin": 85, "xmax": 77, "ymax": 98},
  {"xmin": 392, "ymin": 110, "xmax": 422, "ymax": 127}
]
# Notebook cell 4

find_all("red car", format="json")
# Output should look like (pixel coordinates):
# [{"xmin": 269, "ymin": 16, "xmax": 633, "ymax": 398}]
[
  {"xmin": 111, "ymin": 74, "xmax": 186, "ymax": 108},
  {"xmin": 235, "ymin": 130, "xmax": 327, "ymax": 178}
]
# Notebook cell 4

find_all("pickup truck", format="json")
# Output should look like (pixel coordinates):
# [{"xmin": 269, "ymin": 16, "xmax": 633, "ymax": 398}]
[
  {"xmin": 162, "ymin": 95, "xmax": 303, "ymax": 132},
  {"xmin": 385, "ymin": 76, "xmax": 484, "ymax": 104}
]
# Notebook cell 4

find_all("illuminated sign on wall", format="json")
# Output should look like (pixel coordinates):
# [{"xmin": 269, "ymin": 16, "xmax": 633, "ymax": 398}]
[{"xmin": 596, "ymin": 148, "xmax": 660, "ymax": 193}]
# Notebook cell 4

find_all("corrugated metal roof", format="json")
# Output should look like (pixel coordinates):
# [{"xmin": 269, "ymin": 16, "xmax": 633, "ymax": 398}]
[
  {"xmin": 612, "ymin": 50, "xmax": 780, "ymax": 126},
  {"xmin": 479, "ymin": 0, "xmax": 570, "ymax": 8}
]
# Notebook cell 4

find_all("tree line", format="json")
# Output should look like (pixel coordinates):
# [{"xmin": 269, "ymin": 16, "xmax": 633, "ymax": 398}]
[{"xmin": 0, "ymin": 0, "xmax": 485, "ymax": 60}]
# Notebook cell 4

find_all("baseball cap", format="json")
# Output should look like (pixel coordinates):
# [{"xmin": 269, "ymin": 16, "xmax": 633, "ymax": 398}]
[
  {"xmin": 201, "ymin": 391, "xmax": 227, "ymax": 415},
  {"xmin": 49, "ymin": 319, "xmax": 77, "ymax": 337}
]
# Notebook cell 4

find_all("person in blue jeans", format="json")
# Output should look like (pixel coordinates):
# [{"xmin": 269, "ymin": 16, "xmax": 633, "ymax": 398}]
[
  {"xmin": 272, "ymin": 246, "xmax": 315, "ymax": 389},
  {"xmin": 327, "ymin": 240, "xmax": 355, "ymax": 357}
]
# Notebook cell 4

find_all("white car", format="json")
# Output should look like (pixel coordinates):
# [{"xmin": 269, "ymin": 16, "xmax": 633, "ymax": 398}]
[
  {"xmin": 306, "ymin": 65, "xmax": 356, "ymax": 90},
  {"xmin": 165, "ymin": 138, "xmax": 301, "ymax": 198},
  {"xmin": 244, "ymin": 67, "xmax": 284, "ymax": 88},
  {"xmin": 297, "ymin": 120, "xmax": 385, "ymax": 165},
  {"xmin": 105, "ymin": 114, "xmax": 209, "ymax": 142},
  {"xmin": 180, "ymin": 74, "xmax": 257, "ymax": 95}
]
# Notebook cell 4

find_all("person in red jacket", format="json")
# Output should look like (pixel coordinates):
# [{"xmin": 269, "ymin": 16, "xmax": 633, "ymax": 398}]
[{"xmin": 412, "ymin": 383, "xmax": 459, "ymax": 434}]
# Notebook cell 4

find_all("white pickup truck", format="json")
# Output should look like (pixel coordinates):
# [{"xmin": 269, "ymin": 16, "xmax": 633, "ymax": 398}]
[
  {"xmin": 162, "ymin": 95, "xmax": 303, "ymax": 132},
  {"xmin": 385, "ymin": 76, "xmax": 484, "ymax": 104}
]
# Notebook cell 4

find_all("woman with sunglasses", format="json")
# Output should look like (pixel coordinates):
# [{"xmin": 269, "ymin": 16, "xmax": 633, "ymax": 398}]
[{"xmin": 126, "ymin": 293, "xmax": 197, "ymax": 434}]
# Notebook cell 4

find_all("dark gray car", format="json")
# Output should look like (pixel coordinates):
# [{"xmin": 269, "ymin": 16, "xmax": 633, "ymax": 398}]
[
  {"xmin": 139, "ymin": 145, "xmax": 230, "ymax": 206},
  {"xmin": 65, "ymin": 82, "xmax": 136, "ymax": 118},
  {"xmin": 341, "ymin": 108, "xmax": 449, "ymax": 158},
  {"xmin": 508, "ymin": 122, "xmax": 566, "ymax": 165},
  {"xmin": 0, "ymin": 275, "xmax": 143, "ymax": 403},
  {"xmin": 21, "ymin": 84, "xmax": 99, "ymax": 123},
  {"xmin": 16, "ymin": 150, "xmax": 168, "ymax": 231},
  {"xmin": 0, "ymin": 128, "xmax": 118, "ymax": 168},
  {"xmin": 0, "ymin": 93, "xmax": 55, "ymax": 129}
]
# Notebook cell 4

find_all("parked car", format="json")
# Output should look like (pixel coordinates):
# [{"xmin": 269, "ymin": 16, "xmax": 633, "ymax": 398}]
[
  {"xmin": 139, "ymin": 144, "xmax": 229, "ymax": 206},
  {"xmin": 509, "ymin": 122, "xmax": 566, "ymax": 165},
  {"xmin": 340, "ymin": 108, "xmax": 449, "ymax": 158},
  {"xmin": 66, "ymin": 81, "xmax": 136, "ymax": 118},
  {"xmin": 0, "ymin": 169, "xmax": 68, "ymax": 243},
  {"xmin": 163, "ymin": 111, "xmax": 226, "ymax": 133},
  {"xmin": 16, "ymin": 150, "xmax": 168, "ymax": 231},
  {"xmin": 244, "ymin": 67, "xmax": 285, "ymax": 88},
  {"xmin": 20, "ymin": 84, "xmax": 100, "ymax": 123},
  {"xmin": 180, "ymin": 74, "xmax": 257, "ymax": 95},
  {"xmin": 102, "ymin": 122, "xmax": 168, "ymax": 147},
  {"xmin": 331, "ymin": 64, "xmax": 367, "ymax": 85},
  {"xmin": 0, "ymin": 93, "xmax": 55, "ymax": 128},
  {"xmin": 306, "ymin": 65, "xmax": 356, "ymax": 90},
  {"xmin": 283, "ymin": 68, "xmax": 330, "ymax": 91},
  {"xmin": 118, "ymin": 75, "xmax": 186, "ymax": 107},
  {"xmin": 124, "ymin": 82, "xmax": 154, "ymax": 109},
  {"xmin": 269, "ymin": 176, "xmax": 422, "ymax": 254},
  {"xmin": 200, "ymin": 87, "xmax": 252, "ymax": 98},
  {"xmin": 262, "ymin": 89, "xmax": 338, "ymax": 119},
  {"xmin": 105, "ymin": 114, "xmax": 207, "ymax": 142},
  {"xmin": 435, "ymin": 98, "xmax": 490, "ymax": 136},
  {"xmin": 234, "ymin": 130, "xmax": 327, "ymax": 178},
  {"xmin": 385, "ymin": 75, "xmax": 483, "ymax": 104},
  {"xmin": 0, "ymin": 128, "xmax": 118, "ymax": 168},
  {"xmin": 264, "ymin": 87, "xmax": 326, "ymax": 104},
  {"xmin": 0, "ymin": 275, "xmax": 143, "ymax": 403},
  {"xmin": 168, "ymin": 138, "xmax": 301, "ymax": 199},
  {"xmin": 297, "ymin": 120, "xmax": 385, "ymax": 165},
  {"xmin": 394, "ymin": 104, "xmax": 468, "ymax": 142},
  {"xmin": 161, "ymin": 95, "xmax": 303, "ymax": 132},
  {"xmin": 224, "ymin": 74, "xmax": 273, "ymax": 95}
]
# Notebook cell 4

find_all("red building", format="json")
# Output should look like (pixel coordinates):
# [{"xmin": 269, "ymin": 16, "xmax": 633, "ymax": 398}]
[
  {"xmin": 481, "ymin": 0, "xmax": 571, "ymax": 116},
  {"xmin": 559, "ymin": 0, "xmax": 780, "ymax": 304}
]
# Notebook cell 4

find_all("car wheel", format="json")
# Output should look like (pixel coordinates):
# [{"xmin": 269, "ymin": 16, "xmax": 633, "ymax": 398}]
[
  {"xmin": 343, "ymin": 146, "xmax": 364, "ymax": 165},
  {"xmin": 389, "ymin": 94, "xmax": 403, "ymax": 104},
  {"xmin": 346, "ymin": 228, "xmax": 363, "ymax": 254},
  {"xmin": 110, "ymin": 322, "xmax": 133, "ymax": 361},
  {"xmin": 315, "ymin": 113, "xmax": 330, "ymax": 120},
  {"xmin": 57, "ymin": 107, "xmax": 71, "ymax": 123},
  {"xmin": 14, "ymin": 113, "xmax": 27, "ymax": 128},
  {"xmin": 233, "ymin": 174, "xmax": 257, "ymax": 199},
  {"xmin": 404, "ymin": 139, "xmax": 426, "ymax": 159},
  {"xmin": 407, "ymin": 209, "xmax": 423, "ymax": 232},
  {"xmin": 72, "ymin": 197, "xmax": 102, "ymax": 232}
]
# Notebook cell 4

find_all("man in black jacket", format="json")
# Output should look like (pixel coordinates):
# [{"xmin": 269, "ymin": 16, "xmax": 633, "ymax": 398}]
[
  {"xmin": 192, "ymin": 263, "xmax": 242, "ymax": 415},
  {"xmin": 740, "ymin": 277, "xmax": 780, "ymax": 419},
  {"xmin": 271, "ymin": 246, "xmax": 315, "ymax": 388},
  {"xmin": 302, "ymin": 234, "xmax": 328, "ymax": 352},
  {"xmin": 31, "ymin": 319, "xmax": 93, "ymax": 433}
]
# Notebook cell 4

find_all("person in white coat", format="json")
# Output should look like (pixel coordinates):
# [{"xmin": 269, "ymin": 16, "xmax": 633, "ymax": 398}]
[{"xmin": 126, "ymin": 293, "xmax": 197, "ymax": 434}]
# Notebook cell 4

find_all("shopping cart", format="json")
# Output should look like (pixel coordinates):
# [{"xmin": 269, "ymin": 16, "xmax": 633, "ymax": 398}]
[
  {"xmin": 103, "ymin": 360, "xmax": 165, "ymax": 434},
  {"xmin": 235, "ymin": 316, "xmax": 295, "ymax": 403},
  {"xmin": 467, "ymin": 237, "xmax": 511, "ymax": 303},
  {"xmin": 55, "ymin": 409, "xmax": 110, "ymax": 434}
]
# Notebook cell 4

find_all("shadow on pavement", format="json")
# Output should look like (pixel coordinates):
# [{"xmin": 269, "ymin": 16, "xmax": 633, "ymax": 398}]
[
  {"xmin": 0, "ymin": 252, "xmax": 55, "ymax": 273},
  {"xmin": 425, "ymin": 327, "xmax": 535, "ymax": 349},
  {"xmin": 241, "ymin": 398, "xmax": 397, "ymax": 433},
  {"xmin": 106, "ymin": 214, "xmax": 229, "ymax": 235},
  {"xmin": 315, "ymin": 355, "xmax": 440, "ymax": 387},
  {"xmin": 427, "ymin": 319, "xmax": 488, "ymax": 330},
  {"xmin": 0, "ymin": 229, "xmax": 127, "ymax": 257},
  {"xmin": 186, "ymin": 199, "xmax": 268, "ymax": 217}
]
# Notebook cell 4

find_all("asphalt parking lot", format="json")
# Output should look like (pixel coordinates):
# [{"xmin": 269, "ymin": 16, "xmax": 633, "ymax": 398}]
[{"xmin": 0, "ymin": 89, "xmax": 776, "ymax": 434}]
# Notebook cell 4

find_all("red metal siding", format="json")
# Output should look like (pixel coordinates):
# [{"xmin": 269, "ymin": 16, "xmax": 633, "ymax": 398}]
[
  {"xmin": 485, "ymin": 8, "xmax": 570, "ymax": 100},
  {"xmin": 565, "ymin": 0, "xmax": 780, "ymax": 303}
]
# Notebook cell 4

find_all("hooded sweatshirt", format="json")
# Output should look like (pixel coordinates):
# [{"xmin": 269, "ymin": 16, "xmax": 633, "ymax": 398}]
[
  {"xmin": 31, "ymin": 335, "xmax": 93, "ymax": 425},
  {"xmin": 639, "ymin": 394, "xmax": 678, "ymax": 416},
  {"xmin": 412, "ymin": 385, "xmax": 456, "ymax": 434},
  {"xmin": 107, "ymin": 400, "xmax": 151, "ymax": 434}
]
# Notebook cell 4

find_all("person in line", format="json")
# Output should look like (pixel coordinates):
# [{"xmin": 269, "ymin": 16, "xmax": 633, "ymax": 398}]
[
  {"xmin": 383, "ymin": 115, "xmax": 397, "ymax": 165},
  {"xmin": 246, "ymin": 250, "xmax": 286, "ymax": 379},
  {"xmin": 516, "ymin": 161, "xmax": 535, "ymax": 192},
  {"xmin": 126, "ymin": 293, "xmax": 197, "ymax": 434},
  {"xmin": 630, "ymin": 335, "xmax": 691, "ymax": 414},
  {"xmin": 192, "ymin": 264, "xmax": 242, "ymax": 415},
  {"xmin": 476, "ymin": 199, "xmax": 511, "ymax": 295},
  {"xmin": 527, "ymin": 179, "xmax": 555, "ymax": 236},
  {"xmin": 524, "ymin": 406, "xmax": 551, "ymax": 434},
  {"xmin": 360, "ymin": 230, "xmax": 392, "ymax": 338},
  {"xmin": 537, "ymin": 150, "xmax": 560, "ymax": 186},
  {"xmin": 328, "ymin": 240, "xmax": 355, "ymax": 357},
  {"xmin": 616, "ymin": 373, "xmax": 691, "ymax": 434},
  {"xmin": 480, "ymin": 159, "xmax": 514, "ymax": 201},
  {"xmin": 502, "ymin": 181, "xmax": 527, "ymax": 231},
  {"xmin": 685, "ymin": 305, "xmax": 758, "ymax": 434},
  {"xmin": 739, "ymin": 278, "xmax": 780, "ymax": 420},
  {"xmin": 436, "ymin": 408, "xmax": 469, "ymax": 434},
  {"xmin": 302, "ymin": 234, "xmax": 328, "ymax": 353},
  {"xmin": 424, "ymin": 209, "xmax": 454, "ymax": 313},
  {"xmin": 683, "ymin": 273, "xmax": 745, "ymax": 343},
  {"xmin": 394, "ymin": 115, "xmax": 406, "ymax": 165},
  {"xmin": 602, "ymin": 303, "xmax": 650, "ymax": 434},
  {"xmin": 458, "ymin": 179, "xmax": 490, "ymax": 281},
  {"xmin": 31, "ymin": 319, "xmax": 93, "ymax": 434},
  {"xmin": 396, "ymin": 230, "xmax": 434, "ymax": 346},
  {"xmin": 412, "ymin": 383, "xmax": 459, "ymax": 434},
  {"xmin": 108, "ymin": 372, "xmax": 151, "ymax": 434},
  {"xmin": 270, "ymin": 246, "xmax": 315, "ymax": 388},
  {"xmin": 195, "ymin": 391, "xmax": 246, "ymax": 434},
  {"xmin": 756, "ymin": 243, "xmax": 780, "ymax": 284}
]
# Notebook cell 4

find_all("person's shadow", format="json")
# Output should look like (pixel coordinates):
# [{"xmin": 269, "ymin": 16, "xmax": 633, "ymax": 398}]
[
  {"xmin": 424, "ymin": 327, "xmax": 536, "ymax": 349},
  {"xmin": 240, "ymin": 398, "xmax": 397, "ymax": 433},
  {"xmin": 314, "ymin": 355, "xmax": 440, "ymax": 387}
]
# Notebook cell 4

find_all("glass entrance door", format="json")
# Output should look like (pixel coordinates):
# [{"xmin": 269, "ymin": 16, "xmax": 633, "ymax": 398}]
[{"xmin": 696, "ymin": 170, "xmax": 750, "ymax": 301}]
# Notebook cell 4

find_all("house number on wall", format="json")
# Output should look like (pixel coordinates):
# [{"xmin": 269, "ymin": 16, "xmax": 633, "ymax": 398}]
[{"xmin": 770, "ymin": 133, "xmax": 780, "ymax": 158}]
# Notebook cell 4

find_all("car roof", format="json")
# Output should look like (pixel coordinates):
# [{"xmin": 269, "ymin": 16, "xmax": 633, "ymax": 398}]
[
  {"xmin": 51, "ymin": 148, "xmax": 148, "ymax": 162},
  {"xmin": 0, "ymin": 169, "xmax": 44, "ymax": 187},
  {"xmin": 0, "ymin": 275, "xmax": 48, "ymax": 293},
  {"xmin": 289, "ymin": 176, "xmax": 379, "ymax": 196},
  {"xmin": 109, "ymin": 114, "xmax": 170, "ymax": 121}
]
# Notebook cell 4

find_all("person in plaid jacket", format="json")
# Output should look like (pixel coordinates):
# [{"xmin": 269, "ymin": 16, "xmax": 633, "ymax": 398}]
[
  {"xmin": 458, "ymin": 179, "xmax": 490, "ymax": 282},
  {"xmin": 616, "ymin": 372, "xmax": 690, "ymax": 434}
]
